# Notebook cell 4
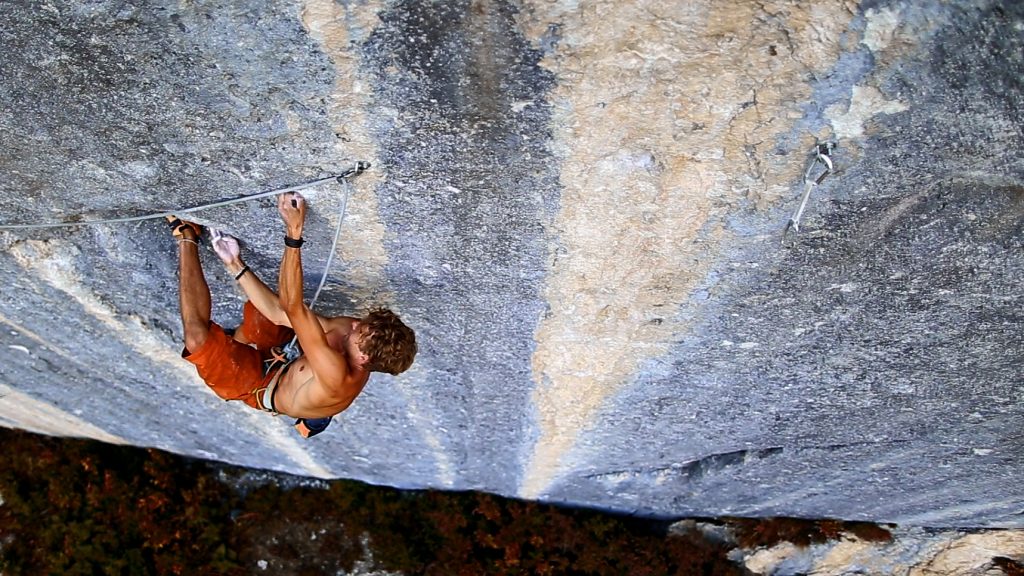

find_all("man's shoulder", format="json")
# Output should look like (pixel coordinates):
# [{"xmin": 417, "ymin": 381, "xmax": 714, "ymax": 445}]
[{"xmin": 320, "ymin": 315, "xmax": 358, "ymax": 329}]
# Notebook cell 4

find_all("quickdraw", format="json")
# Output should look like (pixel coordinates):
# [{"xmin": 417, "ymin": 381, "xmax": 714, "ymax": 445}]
[{"xmin": 783, "ymin": 141, "xmax": 835, "ymax": 240}]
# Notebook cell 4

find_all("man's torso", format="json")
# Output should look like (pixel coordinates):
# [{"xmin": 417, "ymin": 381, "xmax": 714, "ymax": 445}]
[{"xmin": 272, "ymin": 318, "xmax": 368, "ymax": 418}]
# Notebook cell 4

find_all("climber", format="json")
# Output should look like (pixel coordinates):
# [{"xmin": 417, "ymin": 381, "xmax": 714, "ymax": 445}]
[{"xmin": 167, "ymin": 191, "xmax": 416, "ymax": 437}]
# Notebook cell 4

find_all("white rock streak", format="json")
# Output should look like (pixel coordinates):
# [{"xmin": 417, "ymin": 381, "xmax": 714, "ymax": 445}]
[
  {"xmin": 517, "ymin": 0, "xmax": 857, "ymax": 499},
  {"xmin": 0, "ymin": 384, "xmax": 126, "ymax": 444},
  {"xmin": 862, "ymin": 6, "xmax": 901, "ymax": 53},
  {"xmin": 8, "ymin": 238, "xmax": 331, "ymax": 478},
  {"xmin": 827, "ymin": 85, "xmax": 909, "ymax": 140}
]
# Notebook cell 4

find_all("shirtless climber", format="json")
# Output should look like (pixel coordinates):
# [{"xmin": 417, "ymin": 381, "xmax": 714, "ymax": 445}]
[{"xmin": 167, "ymin": 192, "xmax": 416, "ymax": 437}]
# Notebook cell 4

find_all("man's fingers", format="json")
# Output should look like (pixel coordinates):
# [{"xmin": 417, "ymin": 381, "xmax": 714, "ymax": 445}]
[
  {"xmin": 278, "ymin": 192, "xmax": 305, "ymax": 210},
  {"xmin": 210, "ymin": 233, "xmax": 239, "ymax": 265}
]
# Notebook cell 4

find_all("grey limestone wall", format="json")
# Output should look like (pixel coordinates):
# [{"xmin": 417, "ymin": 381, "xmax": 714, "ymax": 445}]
[{"xmin": 0, "ymin": 0, "xmax": 1021, "ymax": 527}]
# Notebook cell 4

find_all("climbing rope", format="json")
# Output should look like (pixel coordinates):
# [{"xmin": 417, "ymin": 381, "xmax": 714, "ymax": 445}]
[
  {"xmin": 0, "ymin": 161, "xmax": 370, "ymax": 359},
  {"xmin": 0, "ymin": 162, "xmax": 368, "ymax": 231},
  {"xmin": 279, "ymin": 163, "xmax": 363, "ymax": 361},
  {"xmin": 309, "ymin": 167, "xmax": 357, "ymax": 310},
  {"xmin": 271, "ymin": 163, "xmax": 368, "ymax": 358}
]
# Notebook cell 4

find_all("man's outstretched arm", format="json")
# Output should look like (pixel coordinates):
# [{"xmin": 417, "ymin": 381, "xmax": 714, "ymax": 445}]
[
  {"xmin": 212, "ymin": 233, "xmax": 289, "ymax": 324},
  {"xmin": 277, "ymin": 193, "xmax": 351, "ymax": 390},
  {"xmin": 212, "ymin": 229, "xmax": 329, "ymax": 329}
]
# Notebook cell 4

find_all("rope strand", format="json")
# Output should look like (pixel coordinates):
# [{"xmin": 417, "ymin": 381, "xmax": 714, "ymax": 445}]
[
  {"xmin": 0, "ymin": 173, "xmax": 345, "ymax": 231},
  {"xmin": 0, "ymin": 165, "xmax": 367, "ymax": 360},
  {"xmin": 281, "ymin": 175, "xmax": 353, "ymax": 358},
  {"xmin": 309, "ymin": 176, "xmax": 352, "ymax": 310}
]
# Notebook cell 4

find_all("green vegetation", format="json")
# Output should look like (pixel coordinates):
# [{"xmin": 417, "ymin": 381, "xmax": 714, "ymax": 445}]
[{"xmin": 0, "ymin": 428, "xmax": 889, "ymax": 575}]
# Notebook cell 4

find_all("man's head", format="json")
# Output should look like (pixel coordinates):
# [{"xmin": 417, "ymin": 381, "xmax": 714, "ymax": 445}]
[{"xmin": 356, "ymin": 307, "xmax": 417, "ymax": 375}]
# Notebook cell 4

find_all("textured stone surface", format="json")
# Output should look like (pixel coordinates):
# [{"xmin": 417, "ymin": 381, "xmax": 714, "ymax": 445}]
[
  {"xmin": 724, "ymin": 525, "xmax": 1024, "ymax": 576},
  {"xmin": 0, "ymin": 0, "xmax": 1021, "ymax": 527}
]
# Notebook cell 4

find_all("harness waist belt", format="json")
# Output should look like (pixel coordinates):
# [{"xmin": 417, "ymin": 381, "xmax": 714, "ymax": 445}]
[{"xmin": 260, "ymin": 358, "xmax": 294, "ymax": 414}]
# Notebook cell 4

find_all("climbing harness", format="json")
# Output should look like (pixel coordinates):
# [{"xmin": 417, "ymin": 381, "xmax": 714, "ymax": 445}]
[
  {"xmin": 255, "ymin": 352, "xmax": 293, "ymax": 414},
  {"xmin": 0, "ymin": 162, "xmax": 369, "ymax": 231},
  {"xmin": 783, "ymin": 142, "xmax": 835, "ymax": 240}
]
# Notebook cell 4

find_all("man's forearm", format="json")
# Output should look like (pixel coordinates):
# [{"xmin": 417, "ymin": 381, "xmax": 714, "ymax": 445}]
[
  {"xmin": 224, "ymin": 258, "xmax": 288, "ymax": 324},
  {"xmin": 279, "ymin": 241, "xmax": 304, "ymax": 316},
  {"xmin": 277, "ymin": 192, "xmax": 307, "ymax": 318}
]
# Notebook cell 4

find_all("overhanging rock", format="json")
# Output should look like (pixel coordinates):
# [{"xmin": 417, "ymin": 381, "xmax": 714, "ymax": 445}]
[{"xmin": 0, "ymin": 0, "xmax": 1021, "ymax": 527}]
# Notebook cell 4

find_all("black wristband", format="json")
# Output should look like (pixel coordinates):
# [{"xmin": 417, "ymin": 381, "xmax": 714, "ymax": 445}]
[
  {"xmin": 284, "ymin": 236, "xmax": 304, "ymax": 249},
  {"xmin": 234, "ymin": 265, "xmax": 250, "ymax": 281}
]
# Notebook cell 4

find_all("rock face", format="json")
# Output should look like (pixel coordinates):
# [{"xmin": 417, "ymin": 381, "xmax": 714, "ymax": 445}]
[
  {"xmin": 0, "ymin": 0, "xmax": 1021, "ymax": 527},
  {"xmin": 728, "ymin": 526, "xmax": 1024, "ymax": 576}
]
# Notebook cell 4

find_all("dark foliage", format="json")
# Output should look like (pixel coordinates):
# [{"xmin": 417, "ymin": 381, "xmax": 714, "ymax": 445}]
[
  {"xmin": 0, "ymin": 430, "xmax": 238, "ymax": 575},
  {"xmin": 994, "ymin": 556, "xmax": 1024, "ymax": 576},
  {"xmin": 729, "ymin": 516, "xmax": 892, "ymax": 549},
  {"xmin": 0, "ymin": 428, "xmax": 887, "ymax": 575}
]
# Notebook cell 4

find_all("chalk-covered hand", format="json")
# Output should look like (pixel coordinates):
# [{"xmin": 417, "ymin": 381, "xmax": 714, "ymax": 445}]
[
  {"xmin": 278, "ymin": 192, "xmax": 306, "ymax": 238},
  {"xmin": 211, "ymin": 230, "xmax": 240, "ymax": 266}
]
